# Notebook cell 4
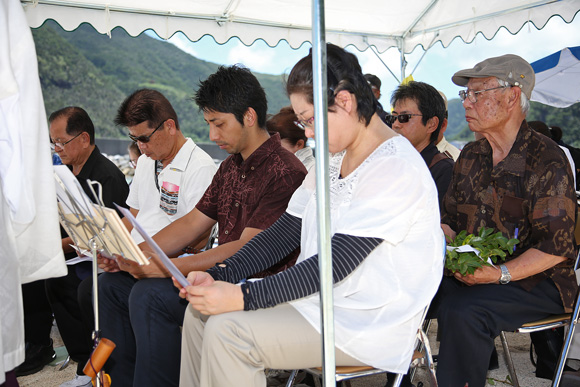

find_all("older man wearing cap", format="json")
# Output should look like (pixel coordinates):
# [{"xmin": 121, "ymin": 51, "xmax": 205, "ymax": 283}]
[{"xmin": 430, "ymin": 54, "xmax": 578, "ymax": 387}]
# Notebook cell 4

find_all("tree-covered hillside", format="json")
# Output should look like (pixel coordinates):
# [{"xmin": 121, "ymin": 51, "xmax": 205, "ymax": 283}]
[
  {"xmin": 32, "ymin": 21, "xmax": 580, "ymax": 147},
  {"xmin": 32, "ymin": 21, "xmax": 290, "ymax": 141}
]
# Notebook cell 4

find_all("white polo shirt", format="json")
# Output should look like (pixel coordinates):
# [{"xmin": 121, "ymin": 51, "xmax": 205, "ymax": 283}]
[{"xmin": 127, "ymin": 138, "xmax": 217, "ymax": 244}]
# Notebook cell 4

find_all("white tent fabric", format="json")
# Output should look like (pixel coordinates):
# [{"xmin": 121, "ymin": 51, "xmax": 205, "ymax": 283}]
[
  {"xmin": 22, "ymin": 0, "xmax": 580, "ymax": 54},
  {"xmin": 531, "ymin": 46, "xmax": 580, "ymax": 108}
]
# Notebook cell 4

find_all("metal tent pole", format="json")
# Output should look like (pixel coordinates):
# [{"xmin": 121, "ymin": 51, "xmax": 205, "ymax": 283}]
[{"xmin": 311, "ymin": 1, "xmax": 335, "ymax": 386}]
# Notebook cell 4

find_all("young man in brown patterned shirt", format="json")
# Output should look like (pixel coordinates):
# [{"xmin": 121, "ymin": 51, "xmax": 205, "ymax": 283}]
[
  {"xmin": 96, "ymin": 65, "xmax": 307, "ymax": 387},
  {"xmin": 430, "ymin": 54, "xmax": 578, "ymax": 387}
]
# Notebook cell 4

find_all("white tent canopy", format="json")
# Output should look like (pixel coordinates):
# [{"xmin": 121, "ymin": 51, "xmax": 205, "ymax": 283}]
[{"xmin": 22, "ymin": 0, "xmax": 580, "ymax": 55}]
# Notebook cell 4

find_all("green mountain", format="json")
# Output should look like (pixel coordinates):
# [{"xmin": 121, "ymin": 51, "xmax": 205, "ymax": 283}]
[
  {"xmin": 32, "ymin": 20, "xmax": 290, "ymax": 141},
  {"xmin": 32, "ymin": 21, "xmax": 580, "ymax": 147},
  {"xmin": 446, "ymin": 98, "xmax": 580, "ymax": 148}
]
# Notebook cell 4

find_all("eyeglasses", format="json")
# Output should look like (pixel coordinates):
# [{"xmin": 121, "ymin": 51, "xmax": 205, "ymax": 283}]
[
  {"xmin": 293, "ymin": 116, "xmax": 315, "ymax": 130},
  {"xmin": 50, "ymin": 132, "xmax": 83, "ymax": 151},
  {"xmin": 128, "ymin": 119, "xmax": 166, "ymax": 143},
  {"xmin": 386, "ymin": 114, "xmax": 423, "ymax": 126},
  {"xmin": 459, "ymin": 86, "xmax": 508, "ymax": 104}
]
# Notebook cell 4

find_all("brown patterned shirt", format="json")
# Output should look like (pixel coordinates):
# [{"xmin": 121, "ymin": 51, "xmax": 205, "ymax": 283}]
[
  {"xmin": 196, "ymin": 133, "xmax": 307, "ymax": 277},
  {"xmin": 442, "ymin": 121, "xmax": 578, "ymax": 311}
]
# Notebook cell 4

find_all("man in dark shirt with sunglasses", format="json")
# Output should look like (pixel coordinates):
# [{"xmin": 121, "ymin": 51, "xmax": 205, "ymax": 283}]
[{"xmin": 389, "ymin": 81, "xmax": 454, "ymax": 209}]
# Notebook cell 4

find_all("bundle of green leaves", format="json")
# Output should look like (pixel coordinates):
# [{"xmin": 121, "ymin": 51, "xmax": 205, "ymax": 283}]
[{"xmin": 445, "ymin": 227, "xmax": 519, "ymax": 276}]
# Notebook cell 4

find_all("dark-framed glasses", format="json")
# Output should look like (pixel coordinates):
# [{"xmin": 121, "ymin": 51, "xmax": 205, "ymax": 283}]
[
  {"xmin": 128, "ymin": 119, "xmax": 167, "ymax": 143},
  {"xmin": 294, "ymin": 116, "xmax": 315, "ymax": 130},
  {"xmin": 387, "ymin": 113, "xmax": 423, "ymax": 126},
  {"xmin": 50, "ymin": 131, "xmax": 83, "ymax": 151},
  {"xmin": 459, "ymin": 86, "xmax": 509, "ymax": 104}
]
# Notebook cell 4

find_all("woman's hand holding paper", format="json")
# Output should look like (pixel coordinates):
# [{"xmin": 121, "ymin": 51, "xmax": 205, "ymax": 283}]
[{"xmin": 178, "ymin": 271, "xmax": 243, "ymax": 315}]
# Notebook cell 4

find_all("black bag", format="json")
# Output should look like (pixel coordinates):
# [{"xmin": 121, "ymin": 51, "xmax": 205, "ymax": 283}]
[{"xmin": 530, "ymin": 327, "xmax": 565, "ymax": 379}]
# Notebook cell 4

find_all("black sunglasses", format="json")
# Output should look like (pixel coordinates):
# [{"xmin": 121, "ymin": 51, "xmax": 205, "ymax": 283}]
[
  {"xmin": 386, "ymin": 113, "xmax": 423, "ymax": 126},
  {"xmin": 128, "ymin": 119, "xmax": 167, "ymax": 143}
]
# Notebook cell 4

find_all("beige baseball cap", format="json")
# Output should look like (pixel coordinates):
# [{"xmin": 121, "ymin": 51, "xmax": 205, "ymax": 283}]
[{"xmin": 452, "ymin": 54, "xmax": 535, "ymax": 99}]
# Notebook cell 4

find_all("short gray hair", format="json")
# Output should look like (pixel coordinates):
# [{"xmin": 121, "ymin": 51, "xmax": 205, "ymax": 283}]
[{"xmin": 497, "ymin": 78, "xmax": 530, "ymax": 114}]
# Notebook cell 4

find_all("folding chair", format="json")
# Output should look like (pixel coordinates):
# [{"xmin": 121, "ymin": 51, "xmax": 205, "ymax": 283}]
[
  {"xmin": 284, "ymin": 303, "xmax": 437, "ymax": 387},
  {"xmin": 203, "ymin": 224, "xmax": 219, "ymax": 251},
  {"xmin": 285, "ymin": 239, "xmax": 446, "ymax": 387},
  {"xmin": 499, "ymin": 251, "xmax": 580, "ymax": 387}
]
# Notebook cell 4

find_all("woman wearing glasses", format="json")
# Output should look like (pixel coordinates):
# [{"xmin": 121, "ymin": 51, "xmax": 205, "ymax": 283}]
[
  {"xmin": 176, "ymin": 44, "xmax": 444, "ymax": 386},
  {"xmin": 266, "ymin": 106, "xmax": 316, "ymax": 172}
]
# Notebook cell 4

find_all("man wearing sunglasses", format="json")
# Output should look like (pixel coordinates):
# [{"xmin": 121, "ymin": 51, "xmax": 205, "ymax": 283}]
[
  {"xmin": 114, "ymin": 89, "xmax": 217, "ymax": 249},
  {"xmin": 29, "ymin": 107, "xmax": 129, "ymax": 387},
  {"xmin": 96, "ymin": 67, "xmax": 307, "ymax": 387},
  {"xmin": 431, "ymin": 54, "xmax": 578, "ymax": 387},
  {"xmin": 390, "ymin": 81, "xmax": 454, "ymax": 209}
]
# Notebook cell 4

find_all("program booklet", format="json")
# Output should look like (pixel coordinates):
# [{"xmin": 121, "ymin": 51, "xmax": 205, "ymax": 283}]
[
  {"xmin": 54, "ymin": 165, "xmax": 149, "ymax": 265},
  {"xmin": 115, "ymin": 204, "xmax": 189, "ymax": 288}
]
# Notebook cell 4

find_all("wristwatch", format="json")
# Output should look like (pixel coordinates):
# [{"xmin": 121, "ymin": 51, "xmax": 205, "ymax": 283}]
[{"xmin": 499, "ymin": 264, "xmax": 512, "ymax": 284}]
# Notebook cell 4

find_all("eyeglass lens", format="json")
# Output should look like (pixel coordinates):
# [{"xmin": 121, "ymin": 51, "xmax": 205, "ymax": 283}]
[
  {"xmin": 293, "ymin": 116, "xmax": 314, "ymax": 130},
  {"xmin": 128, "ymin": 120, "xmax": 166, "ymax": 143},
  {"xmin": 50, "ymin": 131, "xmax": 82, "ymax": 151},
  {"xmin": 387, "ymin": 114, "xmax": 416, "ymax": 126}
]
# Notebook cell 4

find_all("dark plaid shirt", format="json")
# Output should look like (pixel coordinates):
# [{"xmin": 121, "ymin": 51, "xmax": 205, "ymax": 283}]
[
  {"xmin": 442, "ymin": 121, "xmax": 578, "ymax": 311},
  {"xmin": 196, "ymin": 133, "xmax": 307, "ymax": 277}
]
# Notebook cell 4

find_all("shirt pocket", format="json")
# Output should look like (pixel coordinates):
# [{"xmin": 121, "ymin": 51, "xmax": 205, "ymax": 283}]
[
  {"xmin": 501, "ymin": 194, "xmax": 525, "ymax": 220},
  {"xmin": 500, "ymin": 194, "xmax": 525, "ymax": 238},
  {"xmin": 159, "ymin": 169, "xmax": 183, "ymax": 216},
  {"xmin": 160, "ymin": 181, "xmax": 179, "ymax": 215}
]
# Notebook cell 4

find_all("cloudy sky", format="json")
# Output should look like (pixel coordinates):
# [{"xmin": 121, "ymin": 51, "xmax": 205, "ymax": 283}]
[{"xmin": 161, "ymin": 15, "xmax": 580, "ymax": 108}]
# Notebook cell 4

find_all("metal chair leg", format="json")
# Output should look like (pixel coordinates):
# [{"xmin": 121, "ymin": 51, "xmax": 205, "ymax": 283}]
[
  {"xmin": 552, "ymin": 321, "xmax": 579, "ymax": 386},
  {"xmin": 500, "ymin": 331, "xmax": 520, "ymax": 387},
  {"xmin": 57, "ymin": 355, "xmax": 71, "ymax": 371},
  {"xmin": 388, "ymin": 373, "xmax": 403, "ymax": 387},
  {"xmin": 285, "ymin": 370, "xmax": 299, "ymax": 387},
  {"xmin": 419, "ymin": 329, "xmax": 438, "ymax": 387}
]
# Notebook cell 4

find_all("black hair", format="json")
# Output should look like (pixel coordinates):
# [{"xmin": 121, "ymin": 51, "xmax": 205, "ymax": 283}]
[
  {"xmin": 49, "ymin": 106, "xmax": 95, "ymax": 144},
  {"xmin": 127, "ymin": 141, "xmax": 142, "ymax": 156},
  {"xmin": 286, "ymin": 43, "xmax": 377, "ymax": 126},
  {"xmin": 266, "ymin": 106, "xmax": 308, "ymax": 146},
  {"xmin": 115, "ymin": 89, "xmax": 180, "ymax": 130},
  {"xmin": 194, "ymin": 65, "xmax": 268, "ymax": 129},
  {"xmin": 550, "ymin": 125, "xmax": 563, "ymax": 143},
  {"xmin": 527, "ymin": 121, "xmax": 552, "ymax": 138},
  {"xmin": 390, "ymin": 81, "xmax": 446, "ymax": 143}
]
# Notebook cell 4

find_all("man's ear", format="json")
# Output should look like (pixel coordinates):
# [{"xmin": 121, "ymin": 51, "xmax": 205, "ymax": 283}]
[
  {"xmin": 506, "ymin": 86, "xmax": 521, "ymax": 111},
  {"xmin": 80, "ymin": 131, "xmax": 91, "ymax": 148},
  {"xmin": 166, "ymin": 119, "xmax": 177, "ymax": 134},
  {"xmin": 426, "ymin": 116, "xmax": 440, "ymax": 134},
  {"xmin": 243, "ymin": 108, "xmax": 257, "ymax": 127}
]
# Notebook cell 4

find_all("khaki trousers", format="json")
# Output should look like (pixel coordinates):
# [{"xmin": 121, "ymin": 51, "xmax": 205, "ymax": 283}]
[{"xmin": 180, "ymin": 303, "xmax": 364, "ymax": 387}]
